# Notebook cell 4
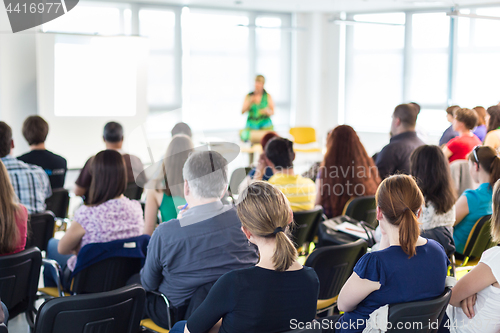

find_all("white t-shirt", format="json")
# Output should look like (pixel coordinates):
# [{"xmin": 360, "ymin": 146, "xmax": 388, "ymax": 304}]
[{"xmin": 446, "ymin": 246, "xmax": 500, "ymax": 333}]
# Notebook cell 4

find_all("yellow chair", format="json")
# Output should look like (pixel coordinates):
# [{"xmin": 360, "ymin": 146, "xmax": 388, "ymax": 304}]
[
  {"xmin": 141, "ymin": 319, "xmax": 170, "ymax": 333},
  {"xmin": 289, "ymin": 127, "xmax": 321, "ymax": 153}
]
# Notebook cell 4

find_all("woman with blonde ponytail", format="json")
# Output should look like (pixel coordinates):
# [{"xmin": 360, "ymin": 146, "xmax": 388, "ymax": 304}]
[
  {"xmin": 454, "ymin": 146, "xmax": 500, "ymax": 254},
  {"xmin": 335, "ymin": 175, "xmax": 448, "ymax": 333},
  {"xmin": 169, "ymin": 181, "xmax": 319, "ymax": 333}
]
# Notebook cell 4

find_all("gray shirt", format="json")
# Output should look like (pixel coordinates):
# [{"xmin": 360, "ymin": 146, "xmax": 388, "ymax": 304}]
[{"xmin": 140, "ymin": 200, "xmax": 259, "ymax": 307}]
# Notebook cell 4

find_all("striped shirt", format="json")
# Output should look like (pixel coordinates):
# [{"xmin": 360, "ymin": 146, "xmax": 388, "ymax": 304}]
[
  {"xmin": 268, "ymin": 173, "xmax": 316, "ymax": 211},
  {"xmin": 1, "ymin": 155, "xmax": 52, "ymax": 214}
]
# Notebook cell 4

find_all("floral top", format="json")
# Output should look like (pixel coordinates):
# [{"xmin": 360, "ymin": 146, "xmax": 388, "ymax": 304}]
[{"xmin": 67, "ymin": 197, "xmax": 144, "ymax": 271}]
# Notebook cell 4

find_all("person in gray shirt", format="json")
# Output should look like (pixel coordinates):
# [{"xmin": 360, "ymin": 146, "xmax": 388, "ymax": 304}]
[{"xmin": 140, "ymin": 150, "xmax": 258, "ymax": 328}]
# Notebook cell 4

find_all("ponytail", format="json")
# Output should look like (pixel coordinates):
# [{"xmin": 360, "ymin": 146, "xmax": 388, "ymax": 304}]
[
  {"xmin": 272, "ymin": 229, "xmax": 298, "ymax": 272},
  {"xmin": 490, "ymin": 157, "xmax": 500, "ymax": 188},
  {"xmin": 469, "ymin": 146, "xmax": 500, "ymax": 188},
  {"xmin": 398, "ymin": 209, "xmax": 420, "ymax": 258}
]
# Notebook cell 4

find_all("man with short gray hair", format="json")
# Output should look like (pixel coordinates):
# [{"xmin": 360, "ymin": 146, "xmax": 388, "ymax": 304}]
[{"xmin": 140, "ymin": 151, "xmax": 258, "ymax": 329}]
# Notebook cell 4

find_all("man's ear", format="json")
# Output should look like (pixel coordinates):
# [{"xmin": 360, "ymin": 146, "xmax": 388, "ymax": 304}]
[
  {"xmin": 184, "ymin": 180, "xmax": 189, "ymax": 197},
  {"xmin": 292, "ymin": 152, "xmax": 296, "ymax": 162},
  {"xmin": 10, "ymin": 139, "xmax": 14, "ymax": 150},
  {"xmin": 395, "ymin": 117, "xmax": 402, "ymax": 127},
  {"xmin": 264, "ymin": 156, "xmax": 273, "ymax": 168}
]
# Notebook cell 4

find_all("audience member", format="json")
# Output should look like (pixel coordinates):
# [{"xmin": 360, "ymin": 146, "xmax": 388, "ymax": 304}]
[
  {"xmin": 453, "ymin": 146, "xmax": 500, "ymax": 254},
  {"xmin": 0, "ymin": 121, "xmax": 51, "ymax": 214},
  {"xmin": 439, "ymin": 105, "xmax": 460, "ymax": 146},
  {"xmin": 316, "ymin": 125, "xmax": 380, "ymax": 219},
  {"xmin": 265, "ymin": 137, "xmax": 316, "ymax": 211},
  {"xmin": 171, "ymin": 122, "xmax": 192, "ymax": 138},
  {"xmin": 17, "ymin": 116, "xmax": 67, "ymax": 189},
  {"xmin": 74, "ymin": 122, "xmax": 145, "ymax": 199},
  {"xmin": 333, "ymin": 175, "xmax": 448, "ymax": 333},
  {"xmin": 144, "ymin": 134, "xmax": 193, "ymax": 235},
  {"xmin": 410, "ymin": 145, "xmax": 457, "ymax": 256},
  {"xmin": 472, "ymin": 106, "xmax": 487, "ymax": 142},
  {"xmin": 44, "ymin": 150, "xmax": 144, "ymax": 289},
  {"xmin": 0, "ymin": 301, "xmax": 7, "ymax": 325},
  {"xmin": 139, "ymin": 151, "xmax": 258, "ymax": 328},
  {"xmin": 443, "ymin": 108, "xmax": 481, "ymax": 162},
  {"xmin": 247, "ymin": 131, "xmax": 277, "ymax": 181},
  {"xmin": 446, "ymin": 178, "xmax": 500, "ymax": 333},
  {"xmin": 169, "ymin": 181, "xmax": 319, "ymax": 333},
  {"xmin": 0, "ymin": 160, "xmax": 28, "ymax": 256},
  {"xmin": 375, "ymin": 104, "xmax": 425, "ymax": 179},
  {"xmin": 484, "ymin": 105, "xmax": 500, "ymax": 152}
]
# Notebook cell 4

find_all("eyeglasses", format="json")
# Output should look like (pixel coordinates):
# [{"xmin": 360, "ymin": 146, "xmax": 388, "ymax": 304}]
[{"xmin": 473, "ymin": 145, "xmax": 481, "ymax": 162}]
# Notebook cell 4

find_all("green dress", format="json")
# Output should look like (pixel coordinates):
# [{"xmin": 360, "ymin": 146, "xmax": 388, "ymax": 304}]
[
  {"xmin": 241, "ymin": 91, "xmax": 274, "ymax": 141},
  {"xmin": 159, "ymin": 193, "xmax": 186, "ymax": 222}
]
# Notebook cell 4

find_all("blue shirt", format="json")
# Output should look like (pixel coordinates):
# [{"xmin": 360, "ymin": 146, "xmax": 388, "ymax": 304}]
[
  {"xmin": 339, "ymin": 239, "xmax": 448, "ymax": 333},
  {"xmin": 454, "ymin": 183, "xmax": 493, "ymax": 254},
  {"xmin": 473, "ymin": 125, "xmax": 487, "ymax": 142},
  {"xmin": 439, "ymin": 125, "xmax": 458, "ymax": 146},
  {"xmin": 247, "ymin": 166, "xmax": 273, "ymax": 181}
]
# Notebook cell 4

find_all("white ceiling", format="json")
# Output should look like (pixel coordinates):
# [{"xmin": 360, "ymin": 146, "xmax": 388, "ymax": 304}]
[{"xmin": 132, "ymin": 0, "xmax": 500, "ymax": 13}]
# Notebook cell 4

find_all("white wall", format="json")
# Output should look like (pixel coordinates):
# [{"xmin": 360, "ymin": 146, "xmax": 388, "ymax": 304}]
[{"xmin": 0, "ymin": 6, "xmax": 38, "ymax": 156}]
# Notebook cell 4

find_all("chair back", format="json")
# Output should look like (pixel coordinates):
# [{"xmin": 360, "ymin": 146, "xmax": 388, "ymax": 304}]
[
  {"xmin": 305, "ymin": 239, "xmax": 367, "ymax": 300},
  {"xmin": 34, "ymin": 285, "xmax": 146, "ymax": 333},
  {"xmin": 71, "ymin": 235, "xmax": 150, "ymax": 294},
  {"xmin": 463, "ymin": 215, "xmax": 497, "ymax": 259},
  {"xmin": 449, "ymin": 160, "xmax": 478, "ymax": 196},
  {"xmin": 25, "ymin": 211, "xmax": 56, "ymax": 252},
  {"xmin": 289, "ymin": 127, "xmax": 317, "ymax": 145},
  {"xmin": 387, "ymin": 288, "xmax": 452, "ymax": 333},
  {"xmin": 124, "ymin": 182, "xmax": 143, "ymax": 200},
  {"xmin": 0, "ymin": 323, "xmax": 6, "ymax": 333},
  {"xmin": 342, "ymin": 196, "xmax": 377, "ymax": 228},
  {"xmin": 45, "ymin": 188, "xmax": 70, "ymax": 219},
  {"xmin": 229, "ymin": 167, "xmax": 252, "ymax": 197},
  {"xmin": 0, "ymin": 248, "xmax": 42, "ymax": 322},
  {"xmin": 292, "ymin": 207, "xmax": 324, "ymax": 248}
]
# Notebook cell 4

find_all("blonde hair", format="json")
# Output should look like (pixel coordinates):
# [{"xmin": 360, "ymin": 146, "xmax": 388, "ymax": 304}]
[
  {"xmin": 237, "ymin": 181, "xmax": 297, "ymax": 271},
  {"xmin": 0, "ymin": 160, "xmax": 21, "ymax": 254},
  {"xmin": 491, "ymin": 179, "xmax": 500, "ymax": 243},
  {"xmin": 157, "ymin": 134, "xmax": 193, "ymax": 197},
  {"xmin": 255, "ymin": 75, "xmax": 265, "ymax": 84}
]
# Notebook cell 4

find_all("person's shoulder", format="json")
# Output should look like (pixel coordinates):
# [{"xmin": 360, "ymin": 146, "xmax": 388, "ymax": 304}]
[
  {"xmin": 480, "ymin": 246, "xmax": 500, "ymax": 267},
  {"xmin": 424, "ymin": 238, "xmax": 448, "ymax": 256},
  {"xmin": 45, "ymin": 150, "xmax": 67, "ymax": 163},
  {"xmin": 298, "ymin": 174, "xmax": 315, "ymax": 185},
  {"xmin": 17, "ymin": 152, "xmax": 30, "ymax": 161}
]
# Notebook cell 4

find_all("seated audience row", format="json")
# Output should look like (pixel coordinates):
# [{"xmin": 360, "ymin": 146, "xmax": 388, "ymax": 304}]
[{"xmin": 443, "ymin": 108, "xmax": 481, "ymax": 163}]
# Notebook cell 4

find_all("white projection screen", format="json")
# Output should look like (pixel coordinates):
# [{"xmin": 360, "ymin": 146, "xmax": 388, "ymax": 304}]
[{"xmin": 36, "ymin": 33, "xmax": 149, "ymax": 168}]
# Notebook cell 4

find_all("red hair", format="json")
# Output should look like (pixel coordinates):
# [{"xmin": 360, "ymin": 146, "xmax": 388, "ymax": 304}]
[
  {"xmin": 319, "ymin": 125, "xmax": 380, "ymax": 218},
  {"xmin": 260, "ymin": 132, "xmax": 278, "ymax": 150}
]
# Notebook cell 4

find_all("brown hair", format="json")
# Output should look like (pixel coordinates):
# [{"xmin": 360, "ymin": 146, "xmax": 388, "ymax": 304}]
[
  {"xmin": 446, "ymin": 105, "xmax": 460, "ymax": 116},
  {"xmin": 473, "ymin": 106, "xmax": 486, "ymax": 126},
  {"xmin": 87, "ymin": 150, "xmax": 127, "ymax": 206},
  {"xmin": 0, "ymin": 160, "xmax": 21, "ymax": 254},
  {"xmin": 491, "ymin": 179, "xmax": 500, "ymax": 244},
  {"xmin": 255, "ymin": 75, "xmax": 265, "ymax": 84},
  {"xmin": 393, "ymin": 104, "xmax": 419, "ymax": 128},
  {"xmin": 455, "ymin": 108, "xmax": 478, "ymax": 130},
  {"xmin": 158, "ymin": 135, "xmax": 193, "ymax": 197},
  {"xmin": 487, "ymin": 105, "xmax": 500, "ymax": 133},
  {"xmin": 237, "ymin": 181, "xmax": 297, "ymax": 272},
  {"xmin": 319, "ymin": 125, "xmax": 380, "ymax": 218},
  {"xmin": 410, "ymin": 145, "xmax": 456, "ymax": 214},
  {"xmin": 376, "ymin": 175, "xmax": 424, "ymax": 258},
  {"xmin": 0, "ymin": 122, "xmax": 12, "ymax": 158},
  {"xmin": 468, "ymin": 146, "xmax": 500, "ymax": 188},
  {"xmin": 260, "ymin": 132, "xmax": 278, "ymax": 150},
  {"xmin": 22, "ymin": 116, "xmax": 49, "ymax": 146}
]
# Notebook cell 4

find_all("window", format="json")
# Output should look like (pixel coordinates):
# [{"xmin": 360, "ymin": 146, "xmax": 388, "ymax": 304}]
[{"xmin": 344, "ymin": 13, "xmax": 405, "ymax": 133}]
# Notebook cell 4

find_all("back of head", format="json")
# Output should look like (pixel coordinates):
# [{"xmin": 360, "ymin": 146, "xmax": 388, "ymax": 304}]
[
  {"xmin": 320, "ymin": 125, "xmax": 380, "ymax": 215},
  {"xmin": 468, "ymin": 145, "xmax": 500, "ymax": 188},
  {"xmin": 88, "ymin": 150, "xmax": 127, "ymax": 206},
  {"xmin": 410, "ymin": 145, "xmax": 456, "ymax": 214},
  {"xmin": 376, "ymin": 174, "xmax": 424, "ymax": 257},
  {"xmin": 22, "ymin": 116, "xmax": 49, "ymax": 146},
  {"xmin": 161, "ymin": 134, "xmax": 194, "ymax": 197},
  {"xmin": 182, "ymin": 151, "xmax": 228, "ymax": 199},
  {"xmin": 103, "ymin": 122, "xmax": 124, "ymax": 143},
  {"xmin": 446, "ymin": 105, "xmax": 460, "ymax": 116},
  {"xmin": 491, "ymin": 179, "xmax": 500, "ymax": 243},
  {"xmin": 0, "ymin": 160, "xmax": 20, "ymax": 254},
  {"xmin": 265, "ymin": 137, "xmax": 294, "ymax": 169},
  {"xmin": 260, "ymin": 132, "xmax": 278, "ymax": 151},
  {"xmin": 473, "ymin": 106, "xmax": 486, "ymax": 126},
  {"xmin": 237, "ymin": 181, "xmax": 296, "ymax": 271},
  {"xmin": 393, "ymin": 104, "xmax": 419, "ymax": 129},
  {"xmin": 0, "ymin": 122, "xmax": 12, "ymax": 158},
  {"xmin": 487, "ymin": 105, "xmax": 500, "ymax": 132},
  {"xmin": 171, "ymin": 122, "xmax": 192, "ymax": 138},
  {"xmin": 409, "ymin": 102, "xmax": 421, "ymax": 114},
  {"xmin": 455, "ymin": 108, "xmax": 478, "ymax": 130}
]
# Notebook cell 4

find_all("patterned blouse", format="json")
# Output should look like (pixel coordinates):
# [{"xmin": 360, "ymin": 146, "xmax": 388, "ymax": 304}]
[{"xmin": 67, "ymin": 197, "xmax": 144, "ymax": 271}]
